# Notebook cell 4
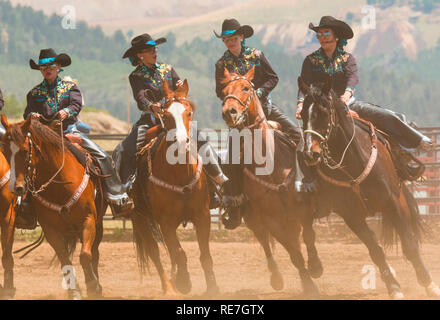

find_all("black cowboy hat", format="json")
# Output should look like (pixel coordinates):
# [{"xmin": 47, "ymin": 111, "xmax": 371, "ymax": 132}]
[
  {"xmin": 122, "ymin": 33, "xmax": 167, "ymax": 59},
  {"xmin": 214, "ymin": 18, "xmax": 254, "ymax": 39},
  {"xmin": 309, "ymin": 16, "xmax": 354, "ymax": 39},
  {"xmin": 29, "ymin": 48, "xmax": 71, "ymax": 70}
]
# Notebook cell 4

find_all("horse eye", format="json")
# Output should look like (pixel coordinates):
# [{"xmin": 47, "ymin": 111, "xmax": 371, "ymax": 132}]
[{"xmin": 243, "ymin": 86, "xmax": 249, "ymax": 92}]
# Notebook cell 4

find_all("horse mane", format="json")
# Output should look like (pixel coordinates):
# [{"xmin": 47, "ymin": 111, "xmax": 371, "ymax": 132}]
[{"xmin": 9, "ymin": 120, "xmax": 69, "ymax": 161}]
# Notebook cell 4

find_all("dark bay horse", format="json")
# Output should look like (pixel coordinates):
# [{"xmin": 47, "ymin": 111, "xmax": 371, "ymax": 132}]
[
  {"xmin": 298, "ymin": 77, "xmax": 440, "ymax": 299},
  {"xmin": 1, "ymin": 115, "xmax": 105, "ymax": 299},
  {"xmin": 0, "ymin": 150, "xmax": 15, "ymax": 299},
  {"xmin": 132, "ymin": 79, "xmax": 219, "ymax": 295},
  {"xmin": 221, "ymin": 67, "xmax": 322, "ymax": 296}
]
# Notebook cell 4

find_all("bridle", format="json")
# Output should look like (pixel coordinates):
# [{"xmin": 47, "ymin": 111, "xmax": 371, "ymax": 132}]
[{"xmin": 222, "ymin": 77, "xmax": 258, "ymax": 129}]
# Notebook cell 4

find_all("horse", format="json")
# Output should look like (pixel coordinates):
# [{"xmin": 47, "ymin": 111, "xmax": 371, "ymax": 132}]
[
  {"xmin": 298, "ymin": 76, "xmax": 440, "ymax": 299},
  {"xmin": 0, "ymin": 149, "xmax": 15, "ymax": 299},
  {"xmin": 131, "ymin": 79, "xmax": 219, "ymax": 296},
  {"xmin": 0, "ymin": 115, "xmax": 106, "ymax": 300},
  {"xmin": 221, "ymin": 66, "xmax": 322, "ymax": 297}
]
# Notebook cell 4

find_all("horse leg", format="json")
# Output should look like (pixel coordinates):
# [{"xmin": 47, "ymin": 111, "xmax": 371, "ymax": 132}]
[
  {"xmin": 263, "ymin": 213, "xmax": 319, "ymax": 297},
  {"xmin": 43, "ymin": 223, "xmax": 82, "ymax": 300},
  {"xmin": 161, "ymin": 222, "xmax": 191, "ymax": 294},
  {"xmin": 91, "ymin": 218, "xmax": 103, "ymax": 282},
  {"xmin": 300, "ymin": 203, "xmax": 323, "ymax": 279},
  {"xmin": 1, "ymin": 204, "xmax": 15, "ymax": 299},
  {"xmin": 131, "ymin": 212, "xmax": 175, "ymax": 295},
  {"xmin": 193, "ymin": 213, "xmax": 219, "ymax": 296},
  {"xmin": 80, "ymin": 214, "xmax": 102, "ymax": 298},
  {"xmin": 340, "ymin": 210, "xmax": 403, "ymax": 299},
  {"xmin": 244, "ymin": 210, "xmax": 283, "ymax": 291},
  {"xmin": 387, "ymin": 193, "xmax": 440, "ymax": 297}
]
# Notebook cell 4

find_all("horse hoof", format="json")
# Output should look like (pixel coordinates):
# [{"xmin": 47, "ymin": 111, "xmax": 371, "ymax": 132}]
[
  {"xmin": 426, "ymin": 282, "xmax": 440, "ymax": 297},
  {"xmin": 270, "ymin": 273, "xmax": 284, "ymax": 291},
  {"xmin": 68, "ymin": 288, "xmax": 82, "ymax": 300},
  {"xmin": 303, "ymin": 281, "xmax": 320, "ymax": 299},
  {"xmin": 176, "ymin": 271, "xmax": 192, "ymax": 294},
  {"xmin": 1, "ymin": 287, "xmax": 16, "ymax": 300},
  {"xmin": 308, "ymin": 257, "xmax": 324, "ymax": 279},
  {"xmin": 87, "ymin": 283, "xmax": 103, "ymax": 298},
  {"xmin": 205, "ymin": 285, "xmax": 220, "ymax": 297},
  {"xmin": 390, "ymin": 290, "xmax": 405, "ymax": 300}
]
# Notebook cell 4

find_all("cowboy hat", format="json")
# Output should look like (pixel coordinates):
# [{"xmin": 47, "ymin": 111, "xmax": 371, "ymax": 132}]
[
  {"xmin": 122, "ymin": 33, "xmax": 166, "ymax": 59},
  {"xmin": 309, "ymin": 16, "xmax": 354, "ymax": 39},
  {"xmin": 214, "ymin": 18, "xmax": 254, "ymax": 39},
  {"xmin": 29, "ymin": 48, "xmax": 71, "ymax": 70}
]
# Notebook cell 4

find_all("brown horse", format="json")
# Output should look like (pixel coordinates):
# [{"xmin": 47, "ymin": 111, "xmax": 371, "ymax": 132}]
[
  {"xmin": 0, "ymin": 115, "xmax": 105, "ymax": 299},
  {"xmin": 0, "ymin": 150, "xmax": 16, "ymax": 299},
  {"xmin": 132, "ymin": 79, "xmax": 219, "ymax": 295},
  {"xmin": 221, "ymin": 67, "xmax": 322, "ymax": 296},
  {"xmin": 298, "ymin": 77, "xmax": 440, "ymax": 299}
]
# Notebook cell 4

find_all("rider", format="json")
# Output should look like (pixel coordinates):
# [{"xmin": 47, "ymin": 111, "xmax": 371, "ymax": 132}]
[
  {"xmin": 17, "ymin": 48, "xmax": 132, "ymax": 229},
  {"xmin": 296, "ymin": 16, "xmax": 433, "ymax": 152},
  {"xmin": 214, "ymin": 18, "xmax": 311, "ymax": 229},
  {"xmin": 113, "ymin": 33, "xmax": 228, "ymax": 208}
]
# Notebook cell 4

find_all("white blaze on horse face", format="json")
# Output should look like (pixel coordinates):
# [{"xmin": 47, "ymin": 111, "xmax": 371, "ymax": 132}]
[
  {"xmin": 305, "ymin": 103, "xmax": 315, "ymax": 152},
  {"xmin": 8, "ymin": 142, "xmax": 19, "ymax": 192},
  {"xmin": 168, "ymin": 102, "xmax": 188, "ymax": 145}
]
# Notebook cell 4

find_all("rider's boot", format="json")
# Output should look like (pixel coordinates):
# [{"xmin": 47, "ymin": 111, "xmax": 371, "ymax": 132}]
[
  {"xmin": 79, "ymin": 134, "xmax": 133, "ymax": 217},
  {"xmin": 197, "ymin": 132, "xmax": 229, "ymax": 209}
]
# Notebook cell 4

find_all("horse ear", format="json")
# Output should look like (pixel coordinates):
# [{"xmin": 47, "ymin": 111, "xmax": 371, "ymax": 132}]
[
  {"xmin": 0, "ymin": 114, "xmax": 9, "ymax": 130},
  {"xmin": 179, "ymin": 79, "xmax": 189, "ymax": 96},
  {"xmin": 323, "ymin": 76, "xmax": 332, "ymax": 95},
  {"xmin": 245, "ymin": 66, "xmax": 255, "ymax": 82},
  {"xmin": 298, "ymin": 77, "xmax": 310, "ymax": 96},
  {"xmin": 163, "ymin": 80, "xmax": 171, "ymax": 97},
  {"xmin": 223, "ymin": 67, "xmax": 231, "ymax": 80}
]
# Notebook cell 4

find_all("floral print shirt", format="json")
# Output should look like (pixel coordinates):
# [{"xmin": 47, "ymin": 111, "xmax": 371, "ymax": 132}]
[
  {"xmin": 24, "ymin": 76, "xmax": 83, "ymax": 128},
  {"xmin": 129, "ymin": 62, "xmax": 180, "ymax": 112},
  {"xmin": 215, "ymin": 46, "xmax": 279, "ymax": 102},
  {"xmin": 298, "ymin": 47, "xmax": 358, "ymax": 103}
]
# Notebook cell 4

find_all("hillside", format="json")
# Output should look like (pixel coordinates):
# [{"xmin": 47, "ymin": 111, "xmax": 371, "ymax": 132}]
[{"xmin": 8, "ymin": 0, "xmax": 440, "ymax": 59}]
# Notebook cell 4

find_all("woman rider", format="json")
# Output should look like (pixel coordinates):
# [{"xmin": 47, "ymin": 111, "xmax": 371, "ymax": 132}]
[
  {"xmin": 113, "ymin": 33, "xmax": 228, "ymax": 208},
  {"xmin": 17, "ymin": 48, "xmax": 132, "ymax": 229},
  {"xmin": 214, "ymin": 18, "xmax": 309, "ymax": 229},
  {"xmin": 296, "ymin": 16, "xmax": 433, "ymax": 152}
]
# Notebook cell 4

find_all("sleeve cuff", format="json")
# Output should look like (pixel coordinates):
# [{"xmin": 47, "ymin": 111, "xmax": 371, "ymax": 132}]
[{"xmin": 345, "ymin": 87, "xmax": 355, "ymax": 96}]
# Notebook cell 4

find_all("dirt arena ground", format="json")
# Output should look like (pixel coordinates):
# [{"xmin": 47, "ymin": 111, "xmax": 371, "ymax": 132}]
[{"xmin": 8, "ymin": 220, "xmax": 440, "ymax": 300}]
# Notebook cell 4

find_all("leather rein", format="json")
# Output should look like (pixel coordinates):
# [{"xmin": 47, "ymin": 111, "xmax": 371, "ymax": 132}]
[
  {"xmin": 144, "ymin": 96, "xmax": 203, "ymax": 195},
  {"xmin": 222, "ymin": 76, "xmax": 294, "ymax": 192},
  {"xmin": 304, "ymin": 99, "xmax": 378, "ymax": 188}
]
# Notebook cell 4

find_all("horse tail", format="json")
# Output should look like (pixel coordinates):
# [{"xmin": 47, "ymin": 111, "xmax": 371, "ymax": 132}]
[
  {"xmin": 132, "ymin": 212, "xmax": 150, "ymax": 276},
  {"xmin": 402, "ymin": 183, "xmax": 425, "ymax": 245},
  {"xmin": 381, "ymin": 183, "xmax": 424, "ymax": 249}
]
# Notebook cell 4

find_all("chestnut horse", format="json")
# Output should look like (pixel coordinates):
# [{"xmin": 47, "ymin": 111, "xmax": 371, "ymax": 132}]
[
  {"xmin": 132, "ymin": 79, "xmax": 219, "ymax": 295},
  {"xmin": 221, "ymin": 67, "xmax": 322, "ymax": 296},
  {"xmin": 0, "ymin": 150, "xmax": 15, "ymax": 299},
  {"xmin": 1, "ymin": 115, "xmax": 105, "ymax": 299},
  {"xmin": 298, "ymin": 77, "xmax": 440, "ymax": 299}
]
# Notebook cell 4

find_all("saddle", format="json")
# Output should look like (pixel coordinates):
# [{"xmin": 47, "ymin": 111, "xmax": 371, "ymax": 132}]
[{"xmin": 352, "ymin": 117, "xmax": 425, "ymax": 181}]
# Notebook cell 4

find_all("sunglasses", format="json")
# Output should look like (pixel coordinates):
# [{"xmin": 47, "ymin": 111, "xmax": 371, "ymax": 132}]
[
  {"xmin": 316, "ymin": 31, "xmax": 332, "ymax": 38},
  {"xmin": 222, "ymin": 36, "xmax": 240, "ymax": 43},
  {"xmin": 39, "ymin": 64, "xmax": 58, "ymax": 71},
  {"xmin": 139, "ymin": 47, "xmax": 158, "ymax": 54}
]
